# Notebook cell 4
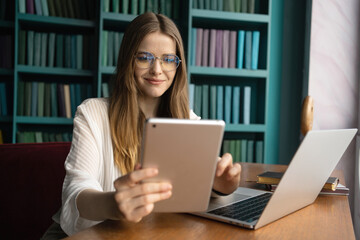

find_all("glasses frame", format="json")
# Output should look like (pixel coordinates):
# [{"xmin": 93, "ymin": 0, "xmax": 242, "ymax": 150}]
[{"xmin": 134, "ymin": 51, "xmax": 182, "ymax": 72}]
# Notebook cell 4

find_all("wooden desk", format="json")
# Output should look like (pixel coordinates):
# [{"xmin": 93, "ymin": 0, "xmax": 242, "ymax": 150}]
[{"xmin": 65, "ymin": 163, "xmax": 355, "ymax": 240}]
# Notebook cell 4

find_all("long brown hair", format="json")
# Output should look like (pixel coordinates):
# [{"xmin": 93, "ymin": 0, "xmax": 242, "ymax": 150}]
[{"xmin": 109, "ymin": 13, "xmax": 189, "ymax": 174}]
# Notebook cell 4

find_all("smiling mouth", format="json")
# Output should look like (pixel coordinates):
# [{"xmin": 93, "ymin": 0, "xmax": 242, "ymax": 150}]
[{"xmin": 145, "ymin": 78, "xmax": 164, "ymax": 85}]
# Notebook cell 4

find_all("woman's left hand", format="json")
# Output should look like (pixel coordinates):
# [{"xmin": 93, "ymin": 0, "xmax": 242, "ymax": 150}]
[{"xmin": 212, "ymin": 153, "xmax": 241, "ymax": 195}]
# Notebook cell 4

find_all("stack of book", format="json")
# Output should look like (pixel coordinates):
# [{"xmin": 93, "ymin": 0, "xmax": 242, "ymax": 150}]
[
  {"xmin": 257, "ymin": 171, "xmax": 349, "ymax": 196},
  {"xmin": 193, "ymin": 0, "xmax": 260, "ymax": 13},
  {"xmin": 18, "ymin": 0, "xmax": 95, "ymax": 19},
  {"xmin": 103, "ymin": 0, "xmax": 180, "ymax": 19},
  {"xmin": 190, "ymin": 84, "xmax": 253, "ymax": 125},
  {"xmin": 101, "ymin": 31, "xmax": 124, "ymax": 67},
  {"xmin": 17, "ymin": 81, "xmax": 92, "ymax": 118},
  {"xmin": 223, "ymin": 139, "xmax": 263, "ymax": 163},
  {"xmin": 191, "ymin": 28, "xmax": 260, "ymax": 70},
  {"xmin": 18, "ymin": 30, "xmax": 93, "ymax": 69},
  {"xmin": 17, "ymin": 131, "xmax": 72, "ymax": 143}
]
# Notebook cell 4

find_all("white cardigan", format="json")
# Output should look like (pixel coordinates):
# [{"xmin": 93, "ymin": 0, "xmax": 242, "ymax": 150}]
[{"xmin": 58, "ymin": 98, "xmax": 200, "ymax": 235}]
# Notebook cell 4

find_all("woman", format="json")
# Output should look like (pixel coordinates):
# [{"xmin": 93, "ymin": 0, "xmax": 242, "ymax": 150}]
[{"xmin": 42, "ymin": 12, "xmax": 241, "ymax": 238}]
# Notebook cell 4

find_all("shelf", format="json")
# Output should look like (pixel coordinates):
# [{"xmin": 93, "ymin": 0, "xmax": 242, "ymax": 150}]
[
  {"xmin": 0, "ymin": 68, "xmax": 13, "ymax": 76},
  {"xmin": 190, "ymin": 66, "xmax": 268, "ymax": 78},
  {"xmin": 0, "ymin": 20, "xmax": 14, "ymax": 28},
  {"xmin": 16, "ymin": 116, "xmax": 74, "ymax": 125},
  {"xmin": 17, "ymin": 65, "xmax": 94, "ymax": 76},
  {"xmin": 191, "ymin": 9, "xmax": 269, "ymax": 28},
  {"xmin": 225, "ymin": 124, "xmax": 266, "ymax": 132},
  {"xmin": 0, "ymin": 116, "xmax": 13, "ymax": 123},
  {"xmin": 102, "ymin": 12, "xmax": 136, "ymax": 30},
  {"xmin": 17, "ymin": 14, "xmax": 95, "ymax": 30}
]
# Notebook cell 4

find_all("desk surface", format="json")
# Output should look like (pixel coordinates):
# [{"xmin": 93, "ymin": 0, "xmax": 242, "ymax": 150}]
[{"xmin": 65, "ymin": 163, "xmax": 355, "ymax": 240}]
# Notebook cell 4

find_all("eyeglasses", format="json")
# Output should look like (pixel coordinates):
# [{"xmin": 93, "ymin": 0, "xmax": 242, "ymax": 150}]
[{"xmin": 134, "ymin": 51, "xmax": 181, "ymax": 72}]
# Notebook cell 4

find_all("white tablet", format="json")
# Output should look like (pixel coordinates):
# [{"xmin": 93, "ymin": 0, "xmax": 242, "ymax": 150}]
[{"xmin": 140, "ymin": 118, "xmax": 225, "ymax": 212}]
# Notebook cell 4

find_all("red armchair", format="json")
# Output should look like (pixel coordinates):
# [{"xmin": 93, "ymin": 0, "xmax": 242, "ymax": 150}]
[{"xmin": 0, "ymin": 142, "xmax": 71, "ymax": 240}]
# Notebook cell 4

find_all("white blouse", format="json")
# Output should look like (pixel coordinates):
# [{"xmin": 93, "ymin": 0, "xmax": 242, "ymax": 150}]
[{"xmin": 59, "ymin": 98, "xmax": 200, "ymax": 235}]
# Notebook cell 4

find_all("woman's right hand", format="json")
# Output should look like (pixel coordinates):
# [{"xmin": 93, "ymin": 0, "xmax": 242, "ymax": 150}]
[{"xmin": 112, "ymin": 168, "xmax": 172, "ymax": 222}]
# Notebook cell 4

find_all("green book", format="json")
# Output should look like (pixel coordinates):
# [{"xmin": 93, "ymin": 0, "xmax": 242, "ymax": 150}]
[
  {"xmin": 194, "ymin": 84, "xmax": 202, "ymax": 116},
  {"xmin": 153, "ymin": 0, "xmax": 159, "ymax": 13},
  {"xmin": 17, "ymin": 132, "xmax": 25, "ymax": 143},
  {"xmin": 54, "ymin": 0, "xmax": 64, "ymax": 17},
  {"xmin": 18, "ymin": 30, "xmax": 26, "ymax": 65},
  {"xmin": 107, "ymin": 31, "xmax": 114, "ymax": 67},
  {"xmin": 204, "ymin": 0, "xmax": 210, "ymax": 10},
  {"xmin": 40, "ymin": 33, "xmax": 48, "ymax": 67},
  {"xmin": 234, "ymin": 0, "xmax": 241, "ymax": 12},
  {"xmin": 44, "ymin": 83, "xmax": 51, "ymax": 117},
  {"xmin": 47, "ymin": 0, "xmax": 56, "ymax": 16},
  {"xmin": 159, "ymin": 0, "xmax": 165, "ymax": 14},
  {"xmin": 235, "ymin": 139, "xmax": 241, "ymax": 162},
  {"xmin": 27, "ymin": 31, "xmax": 34, "ymax": 66},
  {"xmin": 165, "ymin": 0, "xmax": 172, "ymax": 18},
  {"xmin": 240, "ymin": 139, "xmax": 247, "ymax": 162},
  {"xmin": 48, "ymin": 33, "xmax": 56, "ymax": 67},
  {"xmin": 102, "ymin": 31, "xmax": 108, "ymax": 66},
  {"xmin": 37, "ymin": 82, "xmax": 45, "ymax": 117},
  {"xmin": 210, "ymin": 0, "xmax": 217, "ymax": 10},
  {"xmin": 139, "ymin": 0, "xmax": 145, "ymax": 14},
  {"xmin": 222, "ymin": 140, "xmax": 231, "ymax": 155},
  {"xmin": 248, "ymin": 0, "xmax": 255, "ymax": 13},
  {"xmin": 19, "ymin": 0, "xmax": 26, "ymax": 13},
  {"xmin": 17, "ymin": 81, "xmax": 25, "ymax": 116},
  {"xmin": 55, "ymin": 133, "xmax": 63, "ymax": 142},
  {"xmin": 112, "ymin": 0, "xmax": 119, "ymax": 12},
  {"xmin": 102, "ymin": 82, "xmax": 109, "ymax": 97},
  {"xmin": 76, "ymin": 34, "xmax": 83, "ymax": 69},
  {"xmin": 50, "ymin": 82, "xmax": 58, "ymax": 117},
  {"xmin": 49, "ymin": 133, "xmax": 56, "ymax": 142},
  {"xmin": 33, "ymin": 32, "xmax": 42, "ymax": 66},
  {"xmin": 209, "ymin": 85, "xmax": 217, "ymax": 119},
  {"xmin": 255, "ymin": 141, "xmax": 264, "ymax": 163},
  {"xmin": 103, "ymin": 0, "xmax": 109, "ymax": 12},
  {"xmin": 56, "ymin": 34, "xmax": 64, "ymax": 67},
  {"xmin": 43, "ymin": 132, "xmax": 50, "ymax": 142},
  {"xmin": 35, "ymin": 131, "xmax": 43, "ymax": 143},
  {"xmin": 241, "ymin": 0, "xmax": 247, "ymax": 13},
  {"xmin": 41, "ymin": 0, "xmax": 49, "ymax": 16},
  {"xmin": 67, "ymin": 0, "xmax": 75, "ymax": 18},
  {"xmin": 247, "ymin": 140, "xmax": 254, "ymax": 163},
  {"xmin": 131, "ymin": 0, "xmax": 138, "ymax": 15},
  {"xmin": 146, "ymin": 0, "xmax": 153, "ymax": 12},
  {"xmin": 25, "ymin": 81, "xmax": 32, "ymax": 116},
  {"xmin": 122, "ymin": 0, "xmax": 129, "ymax": 14},
  {"xmin": 229, "ymin": 140, "xmax": 236, "ymax": 159},
  {"xmin": 201, "ymin": 84, "xmax": 209, "ymax": 119}
]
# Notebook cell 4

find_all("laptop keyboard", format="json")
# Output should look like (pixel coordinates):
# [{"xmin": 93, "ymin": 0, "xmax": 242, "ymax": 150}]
[{"xmin": 208, "ymin": 192, "xmax": 272, "ymax": 223}]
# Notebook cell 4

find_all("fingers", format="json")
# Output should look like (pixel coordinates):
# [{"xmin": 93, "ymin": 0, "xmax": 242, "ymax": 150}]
[
  {"xmin": 114, "ymin": 168, "xmax": 158, "ymax": 190},
  {"xmin": 216, "ymin": 153, "xmax": 233, "ymax": 177},
  {"xmin": 226, "ymin": 163, "xmax": 241, "ymax": 181},
  {"xmin": 115, "ymin": 182, "xmax": 172, "ymax": 201}
]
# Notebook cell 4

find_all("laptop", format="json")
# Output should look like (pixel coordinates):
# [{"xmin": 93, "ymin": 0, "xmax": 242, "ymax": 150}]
[{"xmin": 192, "ymin": 128, "xmax": 357, "ymax": 229}]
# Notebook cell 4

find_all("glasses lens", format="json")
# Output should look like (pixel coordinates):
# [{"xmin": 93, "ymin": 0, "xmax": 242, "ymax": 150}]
[
  {"xmin": 135, "ymin": 52, "xmax": 154, "ymax": 69},
  {"xmin": 161, "ymin": 54, "xmax": 180, "ymax": 71}
]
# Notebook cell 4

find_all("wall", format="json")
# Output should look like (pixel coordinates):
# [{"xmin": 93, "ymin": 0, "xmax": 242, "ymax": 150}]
[{"xmin": 308, "ymin": 0, "xmax": 360, "ymax": 238}]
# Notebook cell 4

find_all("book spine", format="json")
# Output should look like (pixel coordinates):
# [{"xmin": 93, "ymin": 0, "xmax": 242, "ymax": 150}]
[
  {"xmin": 243, "ymin": 86, "xmax": 251, "ymax": 124},
  {"xmin": 215, "ymin": 30, "xmax": 223, "ymax": 68},
  {"xmin": 209, "ymin": 85, "xmax": 217, "ymax": 119},
  {"xmin": 237, "ymin": 30, "xmax": 245, "ymax": 69},
  {"xmin": 232, "ymin": 86, "xmax": 240, "ymax": 124},
  {"xmin": 224, "ymin": 85, "xmax": 232, "ymax": 123},
  {"xmin": 195, "ymin": 28, "xmax": 203, "ymax": 66},
  {"xmin": 216, "ymin": 85, "xmax": 223, "ymax": 120},
  {"xmin": 202, "ymin": 29, "xmax": 209, "ymax": 67},
  {"xmin": 251, "ymin": 31, "xmax": 260, "ymax": 70},
  {"xmin": 201, "ymin": 84, "xmax": 209, "ymax": 119},
  {"xmin": 244, "ymin": 31, "xmax": 252, "ymax": 69}
]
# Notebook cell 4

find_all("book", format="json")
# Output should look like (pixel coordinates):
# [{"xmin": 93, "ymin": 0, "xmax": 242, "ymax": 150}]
[
  {"xmin": 27, "ymin": 31, "xmax": 34, "ymax": 66},
  {"xmin": 57, "ymin": 83, "xmax": 66, "ymax": 117},
  {"xmin": 18, "ymin": 30, "xmax": 26, "ymax": 65},
  {"xmin": 48, "ymin": 0, "xmax": 56, "ymax": 16},
  {"xmin": 209, "ymin": 85, "xmax": 217, "ymax": 119},
  {"xmin": 0, "ymin": 129, "xmax": 3, "ymax": 144},
  {"xmin": 70, "ymin": 84, "xmax": 76, "ymax": 117},
  {"xmin": 222, "ymin": 30, "xmax": 229, "ymax": 68},
  {"xmin": 241, "ymin": 0, "xmax": 247, "ymax": 13},
  {"xmin": 138, "ymin": 0, "xmax": 145, "ymax": 14},
  {"xmin": 195, "ymin": 28, "xmax": 203, "ymax": 66},
  {"xmin": 257, "ymin": 171, "xmax": 340, "ymax": 191},
  {"xmin": 251, "ymin": 31, "xmax": 260, "ymax": 70},
  {"xmin": 247, "ymin": 140, "xmax": 254, "ymax": 162},
  {"xmin": 37, "ymin": 82, "xmax": 45, "ymax": 117},
  {"xmin": 44, "ymin": 83, "xmax": 51, "ymax": 117},
  {"xmin": 122, "ymin": 0, "xmax": 129, "ymax": 14},
  {"xmin": 76, "ymin": 34, "xmax": 83, "ymax": 69},
  {"xmin": 19, "ymin": 0, "xmax": 26, "ymax": 13},
  {"xmin": 191, "ymin": 28, "xmax": 197, "ymax": 65},
  {"xmin": 63, "ymin": 84, "xmax": 72, "ymax": 118},
  {"xmin": 208, "ymin": 29, "xmax": 216, "ymax": 67},
  {"xmin": 201, "ymin": 84, "xmax": 209, "ymax": 119},
  {"xmin": 26, "ymin": 0, "xmax": 35, "ymax": 14},
  {"xmin": 131, "ymin": 0, "xmax": 138, "ymax": 15},
  {"xmin": 70, "ymin": 35, "xmax": 76, "ymax": 68},
  {"xmin": 193, "ymin": 84, "xmax": 202, "ymax": 116},
  {"xmin": 244, "ymin": 31, "xmax": 252, "ymax": 69},
  {"xmin": 33, "ymin": 32, "xmax": 42, "ymax": 66},
  {"xmin": 50, "ymin": 82, "xmax": 58, "ymax": 117},
  {"xmin": 102, "ymin": 82, "xmax": 109, "ymax": 97},
  {"xmin": 240, "ymin": 139, "xmax": 247, "ymax": 162},
  {"xmin": 55, "ymin": 34, "xmax": 64, "ymax": 67},
  {"xmin": 17, "ymin": 81, "xmax": 25, "ymax": 116},
  {"xmin": 40, "ymin": 33, "xmax": 48, "ymax": 67},
  {"xmin": 48, "ymin": 33, "xmax": 56, "ymax": 67},
  {"xmin": 224, "ymin": 85, "xmax": 232, "ymax": 124},
  {"xmin": 34, "ymin": 0, "xmax": 43, "ymax": 15},
  {"xmin": 31, "ymin": 81, "xmax": 38, "ymax": 116},
  {"xmin": 25, "ymin": 81, "xmax": 32, "ymax": 116},
  {"xmin": 107, "ymin": 31, "xmax": 114, "ymax": 67},
  {"xmin": 229, "ymin": 30, "xmax": 237, "ymax": 68},
  {"xmin": 202, "ymin": 29, "xmax": 209, "ymax": 67},
  {"xmin": 255, "ymin": 140, "xmax": 263, "ymax": 163},
  {"xmin": 232, "ymin": 86, "xmax": 240, "ymax": 124},
  {"xmin": 216, "ymin": 85, "xmax": 223, "ymax": 120},
  {"xmin": 41, "ymin": 0, "xmax": 49, "ymax": 16},
  {"xmin": 188, "ymin": 83, "xmax": 195, "ymax": 110},
  {"xmin": 243, "ymin": 86, "xmax": 251, "ymax": 124},
  {"xmin": 112, "ymin": 0, "xmax": 120, "ymax": 12},
  {"xmin": 237, "ymin": 30, "xmax": 245, "ymax": 69},
  {"xmin": 215, "ymin": 30, "xmax": 223, "ymax": 68}
]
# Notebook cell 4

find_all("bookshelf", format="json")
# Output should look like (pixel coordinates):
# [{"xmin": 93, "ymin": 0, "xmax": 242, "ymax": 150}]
[{"xmin": 0, "ymin": 0, "xmax": 284, "ymax": 165}]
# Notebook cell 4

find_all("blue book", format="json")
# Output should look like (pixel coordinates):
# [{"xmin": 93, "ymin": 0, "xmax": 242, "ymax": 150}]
[
  {"xmin": 247, "ymin": 140, "xmax": 254, "ymax": 163},
  {"xmin": 255, "ymin": 140, "xmax": 264, "ymax": 163},
  {"xmin": 211, "ymin": 0, "xmax": 217, "ymax": 10},
  {"xmin": 201, "ymin": 84, "xmax": 209, "ymax": 119},
  {"xmin": 27, "ymin": 31, "xmax": 34, "ymax": 66},
  {"xmin": 241, "ymin": 139, "xmax": 247, "ymax": 162},
  {"xmin": 243, "ymin": 86, "xmax": 251, "ymax": 124},
  {"xmin": 224, "ymin": 85, "xmax": 232, "ymax": 124},
  {"xmin": 75, "ymin": 83, "xmax": 82, "ymax": 107},
  {"xmin": 70, "ymin": 84, "xmax": 76, "ymax": 117},
  {"xmin": 216, "ymin": 85, "xmax": 224, "ymax": 120},
  {"xmin": 209, "ymin": 85, "xmax": 217, "ymax": 119},
  {"xmin": 244, "ymin": 31, "xmax": 252, "ymax": 69},
  {"xmin": 191, "ymin": 28, "xmax": 197, "ymax": 66},
  {"xmin": 31, "ymin": 82, "xmax": 38, "ymax": 116},
  {"xmin": 217, "ymin": 0, "xmax": 223, "ymax": 11},
  {"xmin": 188, "ymin": 83, "xmax": 195, "ymax": 110},
  {"xmin": 33, "ymin": 32, "xmax": 41, "ymax": 66},
  {"xmin": 0, "ymin": 82, "xmax": 7, "ymax": 116},
  {"xmin": 198, "ymin": 0, "xmax": 204, "ymax": 9},
  {"xmin": 251, "ymin": 31, "xmax": 260, "ymax": 70},
  {"xmin": 232, "ymin": 86, "xmax": 240, "ymax": 124},
  {"xmin": 237, "ymin": 30, "xmax": 245, "ymax": 69}
]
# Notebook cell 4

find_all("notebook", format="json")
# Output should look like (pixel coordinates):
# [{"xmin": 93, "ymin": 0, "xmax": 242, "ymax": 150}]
[{"xmin": 192, "ymin": 128, "xmax": 357, "ymax": 229}]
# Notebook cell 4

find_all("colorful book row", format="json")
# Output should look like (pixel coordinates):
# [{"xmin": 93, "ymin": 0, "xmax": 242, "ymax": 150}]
[
  {"xmin": 18, "ymin": 0, "xmax": 95, "ymax": 20},
  {"xmin": 17, "ymin": 81, "xmax": 92, "ymax": 118},
  {"xmin": 0, "ymin": 34, "xmax": 13, "ymax": 69},
  {"xmin": 190, "ymin": 84, "xmax": 252, "ymax": 124},
  {"xmin": 192, "ymin": 28, "xmax": 260, "ymax": 70},
  {"xmin": 222, "ymin": 139, "xmax": 263, "ymax": 163},
  {"xmin": 103, "ymin": 0, "xmax": 180, "ymax": 19},
  {"xmin": 0, "ymin": 82, "xmax": 8, "ymax": 116},
  {"xmin": 18, "ymin": 30, "xmax": 93, "ymax": 69},
  {"xmin": 101, "ymin": 31, "xmax": 124, "ymax": 67},
  {"xmin": 193, "ymin": 0, "xmax": 259, "ymax": 13},
  {"xmin": 17, "ymin": 130, "xmax": 72, "ymax": 143}
]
